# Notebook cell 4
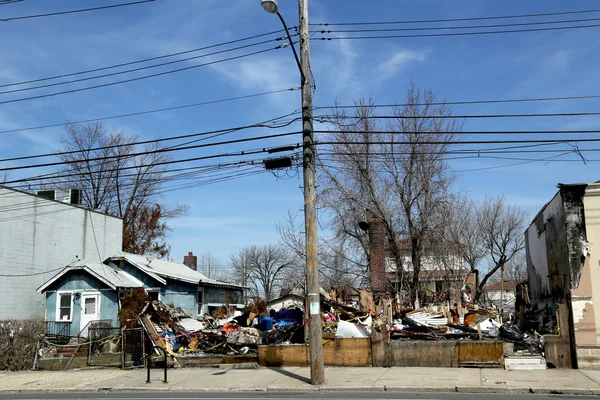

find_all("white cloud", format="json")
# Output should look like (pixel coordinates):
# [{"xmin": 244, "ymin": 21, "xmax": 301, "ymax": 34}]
[{"xmin": 376, "ymin": 50, "xmax": 426, "ymax": 81}]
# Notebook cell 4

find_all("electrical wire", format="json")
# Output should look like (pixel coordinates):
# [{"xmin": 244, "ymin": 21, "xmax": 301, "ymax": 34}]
[
  {"xmin": 0, "ymin": 110, "xmax": 302, "ymax": 166},
  {"xmin": 0, "ymin": 0, "xmax": 155, "ymax": 22},
  {"xmin": 314, "ymin": 93, "xmax": 600, "ymax": 109},
  {"xmin": 316, "ymin": 23, "xmax": 600, "ymax": 40},
  {"xmin": 314, "ymin": 111, "xmax": 600, "ymax": 120},
  {"xmin": 0, "ymin": 38, "xmax": 285, "ymax": 96},
  {"xmin": 1, "ymin": 141, "xmax": 302, "ymax": 184},
  {"xmin": 0, "ymin": 46, "xmax": 285, "ymax": 106},
  {"xmin": 313, "ymin": 16, "xmax": 600, "ymax": 34},
  {"xmin": 0, "ymin": 88, "xmax": 300, "ymax": 135},
  {"xmin": 310, "ymin": 8, "xmax": 600, "ymax": 26},
  {"xmin": 0, "ymin": 29, "xmax": 288, "ymax": 89},
  {"xmin": 313, "ymin": 129, "xmax": 600, "ymax": 136},
  {"xmin": 0, "ymin": 267, "xmax": 64, "ymax": 277}
]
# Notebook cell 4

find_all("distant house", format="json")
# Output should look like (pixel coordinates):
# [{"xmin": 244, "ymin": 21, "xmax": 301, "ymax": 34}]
[
  {"xmin": 268, "ymin": 287, "xmax": 304, "ymax": 312},
  {"xmin": 37, "ymin": 251, "xmax": 244, "ymax": 337},
  {"xmin": 0, "ymin": 186, "xmax": 122, "ymax": 320},
  {"xmin": 382, "ymin": 237, "xmax": 472, "ymax": 305},
  {"xmin": 484, "ymin": 280, "xmax": 520, "ymax": 315}
]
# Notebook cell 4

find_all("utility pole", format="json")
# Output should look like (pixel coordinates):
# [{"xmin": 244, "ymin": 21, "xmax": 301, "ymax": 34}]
[
  {"xmin": 260, "ymin": 0, "xmax": 324, "ymax": 384},
  {"xmin": 299, "ymin": 0, "xmax": 325, "ymax": 385}
]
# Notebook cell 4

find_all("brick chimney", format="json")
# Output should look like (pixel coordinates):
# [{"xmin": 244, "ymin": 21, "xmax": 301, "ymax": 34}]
[
  {"xmin": 369, "ymin": 217, "xmax": 387, "ymax": 294},
  {"xmin": 183, "ymin": 251, "xmax": 197, "ymax": 271}
]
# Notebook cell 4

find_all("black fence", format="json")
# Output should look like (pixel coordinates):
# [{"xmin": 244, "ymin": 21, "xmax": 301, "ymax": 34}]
[
  {"xmin": 87, "ymin": 327, "xmax": 121, "ymax": 367},
  {"xmin": 122, "ymin": 328, "xmax": 145, "ymax": 368},
  {"xmin": 44, "ymin": 321, "xmax": 70, "ymax": 343}
]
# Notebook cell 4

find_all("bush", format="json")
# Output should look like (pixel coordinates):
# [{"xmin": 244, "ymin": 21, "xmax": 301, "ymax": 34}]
[{"xmin": 0, "ymin": 319, "xmax": 44, "ymax": 371}]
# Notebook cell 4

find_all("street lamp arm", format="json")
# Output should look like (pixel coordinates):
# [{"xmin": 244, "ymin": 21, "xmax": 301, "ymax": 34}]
[{"xmin": 276, "ymin": 12, "xmax": 306, "ymax": 85}]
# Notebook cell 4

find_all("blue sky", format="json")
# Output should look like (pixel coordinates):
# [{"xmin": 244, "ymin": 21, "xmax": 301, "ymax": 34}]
[{"xmin": 1, "ymin": 0, "xmax": 599, "ymax": 269}]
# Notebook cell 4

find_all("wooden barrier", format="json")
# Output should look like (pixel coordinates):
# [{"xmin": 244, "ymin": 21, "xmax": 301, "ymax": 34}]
[{"xmin": 258, "ymin": 338, "xmax": 372, "ymax": 367}]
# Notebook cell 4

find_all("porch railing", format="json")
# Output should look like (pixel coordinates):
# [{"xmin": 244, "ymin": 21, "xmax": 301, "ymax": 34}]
[{"xmin": 44, "ymin": 321, "xmax": 70, "ymax": 342}]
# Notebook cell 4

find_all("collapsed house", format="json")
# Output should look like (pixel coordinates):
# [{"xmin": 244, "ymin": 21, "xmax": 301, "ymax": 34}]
[{"xmin": 525, "ymin": 182, "xmax": 600, "ymax": 369}]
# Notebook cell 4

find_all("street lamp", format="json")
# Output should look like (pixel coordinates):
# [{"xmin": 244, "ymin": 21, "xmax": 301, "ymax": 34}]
[
  {"xmin": 260, "ymin": 0, "xmax": 278, "ymax": 13},
  {"xmin": 260, "ymin": 0, "xmax": 324, "ymax": 386}
]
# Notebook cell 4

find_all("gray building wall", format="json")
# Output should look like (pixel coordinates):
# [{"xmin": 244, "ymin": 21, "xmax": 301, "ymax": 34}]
[{"xmin": 0, "ymin": 187, "xmax": 122, "ymax": 319}]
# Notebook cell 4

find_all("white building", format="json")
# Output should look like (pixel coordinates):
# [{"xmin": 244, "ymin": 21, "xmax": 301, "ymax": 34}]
[{"xmin": 0, "ymin": 186, "xmax": 122, "ymax": 319}]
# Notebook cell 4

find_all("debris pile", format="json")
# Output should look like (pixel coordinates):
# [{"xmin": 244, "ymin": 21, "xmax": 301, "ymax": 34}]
[{"xmin": 134, "ymin": 300, "xmax": 306, "ymax": 361}]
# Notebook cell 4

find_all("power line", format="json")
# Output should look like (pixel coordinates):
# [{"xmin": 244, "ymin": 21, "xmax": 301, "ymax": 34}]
[
  {"xmin": 315, "ymin": 94, "xmax": 600, "ymax": 109},
  {"xmin": 0, "ymin": 110, "xmax": 302, "ymax": 164},
  {"xmin": 314, "ymin": 111, "xmax": 600, "ymax": 120},
  {"xmin": 0, "ymin": 267, "xmax": 64, "ymax": 277},
  {"xmin": 314, "ymin": 129, "xmax": 600, "ymax": 135},
  {"xmin": 310, "ymin": 8, "xmax": 600, "ymax": 26},
  {"xmin": 0, "ymin": 0, "xmax": 155, "ymax": 22},
  {"xmin": 0, "ymin": 30, "xmax": 287, "ymax": 89},
  {"xmin": 0, "ymin": 46, "xmax": 284, "ymax": 106},
  {"xmin": 5, "ymin": 158, "xmax": 266, "ymax": 193},
  {"xmin": 0, "ymin": 130, "xmax": 302, "ymax": 173},
  {"xmin": 317, "ymin": 23, "xmax": 600, "ymax": 40},
  {"xmin": 0, "ymin": 38, "xmax": 283, "ymax": 96},
  {"xmin": 0, "ymin": 88, "xmax": 299, "ymax": 135},
  {"xmin": 1, "ymin": 141, "xmax": 302, "ymax": 184},
  {"xmin": 313, "ymin": 16, "xmax": 600, "ymax": 34}
]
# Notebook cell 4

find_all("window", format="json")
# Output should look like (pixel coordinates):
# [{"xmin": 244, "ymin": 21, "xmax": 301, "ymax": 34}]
[
  {"xmin": 58, "ymin": 293, "xmax": 72, "ymax": 321},
  {"xmin": 84, "ymin": 297, "xmax": 96, "ymax": 315}
]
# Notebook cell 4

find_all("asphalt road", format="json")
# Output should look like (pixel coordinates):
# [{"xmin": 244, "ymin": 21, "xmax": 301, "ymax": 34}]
[{"xmin": 0, "ymin": 392, "xmax": 597, "ymax": 400}]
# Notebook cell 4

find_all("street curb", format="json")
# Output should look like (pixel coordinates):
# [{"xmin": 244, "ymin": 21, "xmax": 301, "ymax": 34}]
[{"xmin": 3, "ymin": 386, "xmax": 600, "ymax": 395}]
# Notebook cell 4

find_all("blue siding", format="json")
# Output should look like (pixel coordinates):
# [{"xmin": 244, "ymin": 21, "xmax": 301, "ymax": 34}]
[
  {"xmin": 118, "ymin": 263, "xmax": 162, "ymax": 287},
  {"xmin": 101, "ymin": 290, "xmax": 119, "ymax": 327},
  {"xmin": 204, "ymin": 286, "xmax": 243, "ymax": 305},
  {"xmin": 45, "ymin": 292, "xmax": 56, "ymax": 321},
  {"xmin": 161, "ymin": 280, "xmax": 198, "ymax": 316},
  {"xmin": 44, "ymin": 271, "xmax": 119, "ymax": 336}
]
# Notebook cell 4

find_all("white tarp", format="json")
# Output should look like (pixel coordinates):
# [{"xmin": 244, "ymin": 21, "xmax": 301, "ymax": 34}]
[{"xmin": 336, "ymin": 320, "xmax": 369, "ymax": 338}]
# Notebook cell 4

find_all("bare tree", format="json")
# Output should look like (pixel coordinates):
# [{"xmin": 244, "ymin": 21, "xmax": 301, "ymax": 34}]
[
  {"xmin": 229, "ymin": 245, "xmax": 300, "ymax": 302},
  {"xmin": 318, "ymin": 83, "xmax": 462, "ymax": 305},
  {"xmin": 277, "ymin": 211, "xmax": 367, "ymax": 291},
  {"xmin": 199, "ymin": 250, "xmax": 222, "ymax": 279},
  {"xmin": 51, "ymin": 121, "xmax": 188, "ymax": 257},
  {"xmin": 473, "ymin": 196, "xmax": 527, "ymax": 301},
  {"xmin": 443, "ymin": 198, "xmax": 488, "ymax": 297}
]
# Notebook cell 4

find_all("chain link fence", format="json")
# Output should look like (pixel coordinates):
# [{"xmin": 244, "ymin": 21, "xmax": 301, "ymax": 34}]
[
  {"xmin": 121, "ymin": 328, "xmax": 145, "ymax": 368},
  {"xmin": 87, "ymin": 327, "xmax": 121, "ymax": 367}
]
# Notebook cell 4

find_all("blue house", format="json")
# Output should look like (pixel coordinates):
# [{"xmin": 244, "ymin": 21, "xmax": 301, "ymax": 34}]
[{"xmin": 37, "ymin": 252, "xmax": 245, "ymax": 337}]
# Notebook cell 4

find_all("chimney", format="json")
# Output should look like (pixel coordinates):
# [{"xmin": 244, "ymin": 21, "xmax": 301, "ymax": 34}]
[
  {"xmin": 183, "ymin": 251, "xmax": 197, "ymax": 271},
  {"xmin": 369, "ymin": 217, "xmax": 386, "ymax": 295}
]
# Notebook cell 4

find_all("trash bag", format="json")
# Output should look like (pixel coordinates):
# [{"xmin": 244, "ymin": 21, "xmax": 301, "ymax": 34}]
[{"xmin": 499, "ymin": 322, "xmax": 524, "ymax": 341}]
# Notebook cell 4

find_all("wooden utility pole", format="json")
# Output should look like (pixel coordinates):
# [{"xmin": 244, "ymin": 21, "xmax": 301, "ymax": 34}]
[{"xmin": 299, "ymin": 0, "xmax": 325, "ymax": 385}]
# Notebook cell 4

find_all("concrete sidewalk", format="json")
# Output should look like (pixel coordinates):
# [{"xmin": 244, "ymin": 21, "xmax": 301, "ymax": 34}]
[{"xmin": 2, "ymin": 366, "xmax": 600, "ymax": 395}]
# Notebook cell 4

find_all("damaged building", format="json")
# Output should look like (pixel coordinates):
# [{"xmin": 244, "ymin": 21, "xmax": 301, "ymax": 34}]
[{"xmin": 525, "ymin": 182, "xmax": 600, "ymax": 369}]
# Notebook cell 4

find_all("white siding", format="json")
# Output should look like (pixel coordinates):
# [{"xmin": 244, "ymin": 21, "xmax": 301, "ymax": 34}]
[{"xmin": 0, "ymin": 187, "xmax": 122, "ymax": 319}]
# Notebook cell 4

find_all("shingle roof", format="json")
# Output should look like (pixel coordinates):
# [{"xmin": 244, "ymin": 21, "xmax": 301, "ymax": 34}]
[
  {"xmin": 37, "ymin": 260, "xmax": 144, "ymax": 292},
  {"xmin": 485, "ymin": 280, "xmax": 521, "ymax": 291},
  {"xmin": 109, "ymin": 252, "xmax": 244, "ymax": 288}
]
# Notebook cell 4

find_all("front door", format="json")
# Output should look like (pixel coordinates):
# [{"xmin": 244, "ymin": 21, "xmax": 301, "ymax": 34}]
[{"xmin": 80, "ymin": 293, "xmax": 100, "ymax": 337}]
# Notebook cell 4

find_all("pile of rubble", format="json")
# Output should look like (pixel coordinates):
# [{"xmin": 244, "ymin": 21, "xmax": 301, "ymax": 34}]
[
  {"xmin": 135, "ymin": 290, "xmax": 543, "ymax": 363},
  {"xmin": 136, "ymin": 300, "xmax": 305, "ymax": 361}
]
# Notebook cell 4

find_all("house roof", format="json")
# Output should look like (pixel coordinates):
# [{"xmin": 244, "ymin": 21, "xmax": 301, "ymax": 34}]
[
  {"xmin": 107, "ymin": 252, "xmax": 244, "ymax": 289},
  {"xmin": 37, "ymin": 261, "xmax": 144, "ymax": 293},
  {"xmin": 267, "ymin": 293, "xmax": 304, "ymax": 306},
  {"xmin": 485, "ymin": 280, "xmax": 521, "ymax": 291}
]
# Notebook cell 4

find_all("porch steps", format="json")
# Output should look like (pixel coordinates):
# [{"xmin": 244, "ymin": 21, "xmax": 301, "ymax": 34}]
[{"xmin": 56, "ymin": 344, "xmax": 87, "ymax": 357}]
